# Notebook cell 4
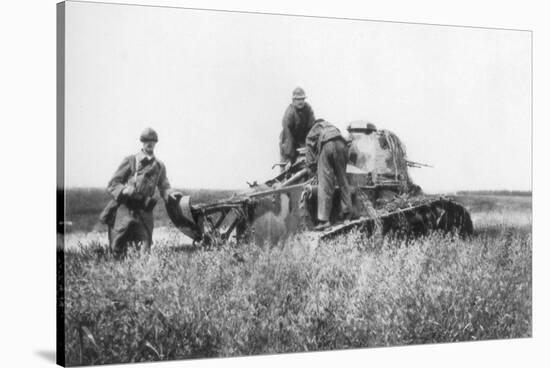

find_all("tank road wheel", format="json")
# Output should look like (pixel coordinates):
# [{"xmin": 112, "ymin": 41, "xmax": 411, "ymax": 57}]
[
  {"xmin": 409, "ymin": 205, "xmax": 433, "ymax": 236},
  {"xmin": 379, "ymin": 210, "xmax": 410, "ymax": 238},
  {"xmin": 199, "ymin": 215, "xmax": 222, "ymax": 249},
  {"xmin": 196, "ymin": 207, "xmax": 249, "ymax": 249},
  {"xmin": 389, "ymin": 207, "xmax": 430, "ymax": 238}
]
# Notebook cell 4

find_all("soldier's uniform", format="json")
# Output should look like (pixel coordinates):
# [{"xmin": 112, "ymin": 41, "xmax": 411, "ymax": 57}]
[
  {"xmin": 100, "ymin": 129, "xmax": 174, "ymax": 258},
  {"xmin": 305, "ymin": 119, "xmax": 352, "ymax": 225},
  {"xmin": 279, "ymin": 88, "xmax": 316, "ymax": 164}
]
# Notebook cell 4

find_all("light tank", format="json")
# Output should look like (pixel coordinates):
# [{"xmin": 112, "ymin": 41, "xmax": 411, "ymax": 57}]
[{"xmin": 166, "ymin": 121, "xmax": 473, "ymax": 247}]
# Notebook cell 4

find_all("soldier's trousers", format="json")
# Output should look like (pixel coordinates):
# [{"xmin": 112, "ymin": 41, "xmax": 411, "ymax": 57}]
[
  {"xmin": 317, "ymin": 138, "xmax": 352, "ymax": 222},
  {"xmin": 108, "ymin": 204, "xmax": 154, "ymax": 258}
]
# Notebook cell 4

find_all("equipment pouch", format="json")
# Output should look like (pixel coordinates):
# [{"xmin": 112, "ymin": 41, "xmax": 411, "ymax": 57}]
[
  {"xmin": 99, "ymin": 199, "xmax": 120, "ymax": 227},
  {"xmin": 143, "ymin": 197, "xmax": 158, "ymax": 212}
]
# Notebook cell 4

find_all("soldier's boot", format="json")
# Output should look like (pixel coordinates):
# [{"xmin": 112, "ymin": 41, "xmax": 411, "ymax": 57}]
[
  {"xmin": 341, "ymin": 211, "xmax": 359, "ymax": 223},
  {"xmin": 140, "ymin": 238, "xmax": 152, "ymax": 256},
  {"xmin": 109, "ymin": 227, "xmax": 129, "ymax": 260},
  {"xmin": 113, "ymin": 240, "xmax": 128, "ymax": 260},
  {"xmin": 133, "ymin": 221, "xmax": 153, "ymax": 256}
]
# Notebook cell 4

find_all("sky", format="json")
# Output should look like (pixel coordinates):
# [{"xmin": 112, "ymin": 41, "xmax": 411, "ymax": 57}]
[{"xmin": 64, "ymin": 1, "xmax": 531, "ymax": 193}]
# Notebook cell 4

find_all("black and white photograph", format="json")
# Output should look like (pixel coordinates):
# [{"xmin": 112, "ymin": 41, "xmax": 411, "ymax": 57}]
[{"xmin": 54, "ymin": 0, "xmax": 535, "ymax": 366}]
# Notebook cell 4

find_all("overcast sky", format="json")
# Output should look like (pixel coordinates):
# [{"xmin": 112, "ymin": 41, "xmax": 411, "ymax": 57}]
[{"xmin": 64, "ymin": 1, "xmax": 531, "ymax": 193}]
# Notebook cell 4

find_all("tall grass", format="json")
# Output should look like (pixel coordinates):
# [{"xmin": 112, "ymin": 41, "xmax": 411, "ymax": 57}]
[{"xmin": 63, "ymin": 217, "xmax": 531, "ymax": 365}]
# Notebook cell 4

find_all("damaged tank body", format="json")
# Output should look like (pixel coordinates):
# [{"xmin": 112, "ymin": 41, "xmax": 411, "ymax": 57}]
[
  {"xmin": 167, "ymin": 121, "xmax": 473, "ymax": 246},
  {"xmin": 166, "ymin": 170, "xmax": 311, "ymax": 246}
]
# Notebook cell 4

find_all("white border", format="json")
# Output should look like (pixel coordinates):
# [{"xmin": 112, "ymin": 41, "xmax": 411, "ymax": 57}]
[{"xmin": 2, "ymin": 1, "xmax": 547, "ymax": 367}]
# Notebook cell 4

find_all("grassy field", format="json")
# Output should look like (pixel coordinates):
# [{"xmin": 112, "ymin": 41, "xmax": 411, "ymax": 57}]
[{"xmin": 60, "ymin": 192, "xmax": 531, "ymax": 366}]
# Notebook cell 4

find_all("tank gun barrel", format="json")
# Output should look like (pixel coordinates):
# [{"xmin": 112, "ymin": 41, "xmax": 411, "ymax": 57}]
[{"xmin": 406, "ymin": 160, "xmax": 433, "ymax": 168}]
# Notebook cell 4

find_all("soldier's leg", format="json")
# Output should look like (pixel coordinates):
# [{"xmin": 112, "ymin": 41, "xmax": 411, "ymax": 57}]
[
  {"xmin": 317, "ymin": 143, "xmax": 336, "ymax": 223},
  {"xmin": 109, "ymin": 205, "xmax": 136, "ymax": 259},
  {"xmin": 134, "ymin": 210, "xmax": 154, "ymax": 254},
  {"xmin": 333, "ymin": 139, "xmax": 352, "ymax": 216},
  {"xmin": 109, "ymin": 223, "xmax": 132, "ymax": 259}
]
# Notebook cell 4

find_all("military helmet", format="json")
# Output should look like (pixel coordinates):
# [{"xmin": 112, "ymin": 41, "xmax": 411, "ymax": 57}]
[
  {"xmin": 292, "ymin": 87, "xmax": 307, "ymax": 99},
  {"xmin": 366, "ymin": 122, "xmax": 377, "ymax": 131},
  {"xmin": 140, "ymin": 127, "xmax": 158, "ymax": 142},
  {"xmin": 347, "ymin": 121, "xmax": 377, "ymax": 133}
]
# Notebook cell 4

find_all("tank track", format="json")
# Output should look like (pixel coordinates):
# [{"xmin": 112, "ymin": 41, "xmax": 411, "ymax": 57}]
[{"xmin": 318, "ymin": 196, "xmax": 473, "ymax": 241}]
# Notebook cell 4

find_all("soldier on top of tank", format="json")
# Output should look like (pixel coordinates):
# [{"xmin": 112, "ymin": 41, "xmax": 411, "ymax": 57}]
[
  {"xmin": 279, "ymin": 87, "xmax": 316, "ymax": 167},
  {"xmin": 305, "ymin": 119, "xmax": 354, "ymax": 231}
]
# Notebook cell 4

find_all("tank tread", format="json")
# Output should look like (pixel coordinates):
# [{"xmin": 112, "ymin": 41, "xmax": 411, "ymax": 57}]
[{"xmin": 319, "ymin": 197, "xmax": 473, "ymax": 241}]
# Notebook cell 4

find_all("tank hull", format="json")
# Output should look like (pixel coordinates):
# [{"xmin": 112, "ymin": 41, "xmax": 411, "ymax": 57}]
[
  {"xmin": 166, "ymin": 125, "xmax": 474, "ymax": 247},
  {"xmin": 167, "ymin": 184, "xmax": 473, "ymax": 247}
]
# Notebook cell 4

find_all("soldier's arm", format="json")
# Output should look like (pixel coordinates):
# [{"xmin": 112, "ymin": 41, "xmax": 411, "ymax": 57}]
[
  {"xmin": 305, "ymin": 129, "xmax": 319, "ymax": 171},
  {"xmin": 306, "ymin": 103, "xmax": 316, "ymax": 130},
  {"xmin": 305, "ymin": 147, "xmax": 316, "ymax": 171},
  {"xmin": 107, "ymin": 156, "xmax": 132, "ymax": 201},
  {"xmin": 279, "ymin": 107, "xmax": 297, "ymax": 162}
]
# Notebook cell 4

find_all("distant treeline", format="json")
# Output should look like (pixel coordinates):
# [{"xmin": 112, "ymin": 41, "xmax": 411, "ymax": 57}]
[
  {"xmin": 59, "ymin": 187, "xmax": 238, "ymax": 233},
  {"xmin": 456, "ymin": 190, "xmax": 532, "ymax": 197}
]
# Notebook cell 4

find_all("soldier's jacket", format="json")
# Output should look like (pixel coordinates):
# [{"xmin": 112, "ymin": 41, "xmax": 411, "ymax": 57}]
[
  {"xmin": 305, "ymin": 120, "xmax": 345, "ymax": 170},
  {"xmin": 99, "ymin": 151, "xmax": 173, "ymax": 226},
  {"xmin": 108, "ymin": 151, "xmax": 172, "ymax": 202},
  {"xmin": 279, "ymin": 102, "xmax": 315, "ymax": 163}
]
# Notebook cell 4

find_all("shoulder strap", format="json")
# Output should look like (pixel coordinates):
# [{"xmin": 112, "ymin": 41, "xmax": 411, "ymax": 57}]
[
  {"xmin": 153, "ymin": 160, "xmax": 163, "ymax": 189},
  {"xmin": 130, "ymin": 155, "xmax": 163, "ymax": 190},
  {"xmin": 134, "ymin": 155, "xmax": 138, "ymax": 183},
  {"xmin": 125, "ymin": 154, "xmax": 138, "ymax": 184}
]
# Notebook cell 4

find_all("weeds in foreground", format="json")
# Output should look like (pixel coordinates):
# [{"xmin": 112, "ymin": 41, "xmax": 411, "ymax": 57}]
[{"xmin": 63, "ymin": 226, "xmax": 531, "ymax": 365}]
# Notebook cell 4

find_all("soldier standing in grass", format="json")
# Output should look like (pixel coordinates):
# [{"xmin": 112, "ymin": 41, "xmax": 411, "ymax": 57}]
[
  {"xmin": 99, "ymin": 128, "xmax": 182, "ymax": 258},
  {"xmin": 305, "ymin": 119, "xmax": 353, "ymax": 231},
  {"xmin": 279, "ymin": 87, "xmax": 316, "ymax": 167}
]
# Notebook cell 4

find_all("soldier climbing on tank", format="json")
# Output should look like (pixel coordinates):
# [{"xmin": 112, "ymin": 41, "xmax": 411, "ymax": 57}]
[
  {"xmin": 305, "ymin": 119, "xmax": 354, "ymax": 231},
  {"xmin": 99, "ymin": 128, "xmax": 182, "ymax": 259},
  {"xmin": 279, "ymin": 87, "xmax": 316, "ymax": 168}
]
